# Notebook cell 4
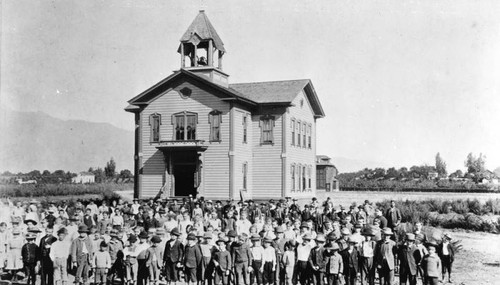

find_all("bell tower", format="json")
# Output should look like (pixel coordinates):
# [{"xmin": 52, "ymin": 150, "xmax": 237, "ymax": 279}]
[{"xmin": 178, "ymin": 10, "xmax": 229, "ymax": 87}]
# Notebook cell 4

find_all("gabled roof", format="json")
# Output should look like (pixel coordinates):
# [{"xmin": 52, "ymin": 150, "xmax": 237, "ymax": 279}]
[
  {"xmin": 180, "ymin": 11, "xmax": 225, "ymax": 52},
  {"xmin": 230, "ymin": 79, "xmax": 325, "ymax": 117},
  {"xmin": 127, "ymin": 69, "xmax": 256, "ymax": 107}
]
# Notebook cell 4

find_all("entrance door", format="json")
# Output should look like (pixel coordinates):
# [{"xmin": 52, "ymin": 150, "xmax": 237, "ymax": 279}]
[{"xmin": 174, "ymin": 164, "xmax": 197, "ymax": 197}]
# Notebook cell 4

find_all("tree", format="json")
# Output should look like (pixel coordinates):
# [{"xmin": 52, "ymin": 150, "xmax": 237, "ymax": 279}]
[
  {"xmin": 435, "ymin": 152, "xmax": 447, "ymax": 177},
  {"xmin": 465, "ymin": 153, "xmax": 486, "ymax": 174},
  {"xmin": 92, "ymin": 167, "xmax": 106, "ymax": 183},
  {"xmin": 449, "ymin": 169, "xmax": 463, "ymax": 178},
  {"xmin": 119, "ymin": 169, "xmax": 133, "ymax": 179},
  {"xmin": 42, "ymin": 170, "xmax": 51, "ymax": 176},
  {"xmin": 385, "ymin": 167, "xmax": 398, "ymax": 179},
  {"xmin": 104, "ymin": 158, "xmax": 116, "ymax": 178}
]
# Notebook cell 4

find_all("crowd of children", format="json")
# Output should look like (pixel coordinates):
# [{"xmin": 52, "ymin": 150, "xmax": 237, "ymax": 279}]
[{"xmin": 0, "ymin": 196, "xmax": 456, "ymax": 285}]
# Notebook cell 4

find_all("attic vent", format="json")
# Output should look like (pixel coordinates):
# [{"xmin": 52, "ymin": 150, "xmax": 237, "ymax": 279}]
[{"xmin": 180, "ymin": 87, "xmax": 192, "ymax": 98}]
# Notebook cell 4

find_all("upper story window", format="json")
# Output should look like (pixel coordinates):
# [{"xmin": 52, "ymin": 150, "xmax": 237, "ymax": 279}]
[
  {"xmin": 302, "ymin": 123, "xmax": 307, "ymax": 148},
  {"xmin": 260, "ymin": 115, "xmax": 275, "ymax": 144},
  {"xmin": 297, "ymin": 120, "xmax": 301, "ymax": 147},
  {"xmin": 149, "ymin": 113, "xmax": 161, "ymax": 142},
  {"xmin": 243, "ymin": 115, "xmax": 248, "ymax": 143},
  {"xmin": 242, "ymin": 162, "xmax": 248, "ymax": 190},
  {"xmin": 308, "ymin": 124, "xmax": 312, "ymax": 149},
  {"xmin": 291, "ymin": 119, "xmax": 295, "ymax": 146},
  {"xmin": 172, "ymin": 111, "xmax": 197, "ymax": 140},
  {"xmin": 209, "ymin": 110, "xmax": 222, "ymax": 142}
]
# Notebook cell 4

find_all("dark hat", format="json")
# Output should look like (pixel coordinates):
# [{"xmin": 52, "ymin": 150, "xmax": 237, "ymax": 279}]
[
  {"xmin": 28, "ymin": 227, "xmax": 42, "ymax": 233},
  {"xmin": 300, "ymin": 222, "xmax": 309, "ymax": 229},
  {"xmin": 24, "ymin": 219, "xmax": 37, "ymax": 225},
  {"xmin": 100, "ymin": 241, "xmax": 108, "ymax": 247},
  {"xmin": 170, "ymin": 228, "xmax": 181, "ymax": 236},
  {"xmin": 187, "ymin": 234, "xmax": 197, "ymax": 241},
  {"xmin": 25, "ymin": 233, "xmax": 37, "ymax": 240},
  {"xmin": 46, "ymin": 236, "xmax": 57, "ymax": 245},
  {"xmin": 110, "ymin": 229, "xmax": 119, "ymax": 237},
  {"xmin": 362, "ymin": 228, "xmax": 375, "ymax": 236},
  {"xmin": 227, "ymin": 230, "xmax": 237, "ymax": 238},
  {"xmin": 78, "ymin": 225, "xmax": 89, "ymax": 233},
  {"xmin": 151, "ymin": 235, "xmax": 162, "ymax": 243},
  {"xmin": 326, "ymin": 243, "xmax": 340, "ymax": 251},
  {"xmin": 250, "ymin": 234, "xmax": 261, "ymax": 241},
  {"xmin": 57, "ymin": 228, "xmax": 68, "ymax": 235},
  {"xmin": 354, "ymin": 222, "xmax": 363, "ymax": 229},
  {"xmin": 216, "ymin": 238, "xmax": 226, "ymax": 244},
  {"xmin": 138, "ymin": 231, "xmax": 149, "ymax": 239},
  {"xmin": 128, "ymin": 235, "xmax": 138, "ymax": 243}
]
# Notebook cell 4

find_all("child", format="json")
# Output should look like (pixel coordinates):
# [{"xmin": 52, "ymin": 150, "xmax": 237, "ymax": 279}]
[
  {"xmin": 124, "ymin": 234, "xmax": 139, "ymax": 285},
  {"xmin": 359, "ymin": 229, "xmax": 376, "ymax": 285},
  {"xmin": 231, "ymin": 234, "xmax": 252, "ymax": 285},
  {"xmin": 50, "ymin": 228, "xmax": 71, "ymax": 285},
  {"xmin": 136, "ymin": 231, "xmax": 151, "ymax": 285},
  {"xmin": 282, "ymin": 240, "xmax": 296, "ymax": 285},
  {"xmin": 21, "ymin": 233, "xmax": 39, "ymax": 285},
  {"xmin": 199, "ymin": 233, "xmax": 215, "ymax": 285},
  {"xmin": 146, "ymin": 235, "xmax": 163, "ymax": 285},
  {"xmin": 93, "ymin": 241, "xmax": 112, "ymax": 285},
  {"xmin": 163, "ymin": 228, "xmax": 184, "ymax": 285},
  {"xmin": 261, "ymin": 237, "xmax": 276, "ymax": 285},
  {"xmin": 340, "ymin": 237, "xmax": 360, "ymax": 285},
  {"xmin": 422, "ymin": 243, "xmax": 441, "ymax": 285},
  {"xmin": 70, "ymin": 225, "xmax": 95, "ymax": 285},
  {"xmin": 0, "ymin": 222, "xmax": 8, "ymax": 274},
  {"xmin": 5, "ymin": 228, "xmax": 24, "ymax": 280},
  {"xmin": 325, "ymin": 243, "xmax": 343, "ymax": 285},
  {"xmin": 213, "ymin": 239, "xmax": 232, "ymax": 285},
  {"xmin": 308, "ymin": 234, "xmax": 326, "ymax": 285},
  {"xmin": 250, "ymin": 234, "xmax": 263, "ymax": 285},
  {"xmin": 438, "ymin": 233, "xmax": 455, "ymax": 283},
  {"xmin": 184, "ymin": 233, "xmax": 202, "ymax": 285}
]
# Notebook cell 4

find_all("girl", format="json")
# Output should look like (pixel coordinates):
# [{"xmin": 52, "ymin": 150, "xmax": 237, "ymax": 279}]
[
  {"xmin": 6, "ymin": 228, "xmax": 24, "ymax": 280},
  {"xmin": 282, "ymin": 241, "xmax": 296, "ymax": 285}
]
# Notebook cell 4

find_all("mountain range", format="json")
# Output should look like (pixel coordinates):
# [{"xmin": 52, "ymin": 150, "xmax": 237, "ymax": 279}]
[
  {"xmin": 0, "ymin": 109, "xmax": 134, "ymax": 173},
  {"xmin": 0, "ymin": 109, "xmax": 392, "ymax": 174}
]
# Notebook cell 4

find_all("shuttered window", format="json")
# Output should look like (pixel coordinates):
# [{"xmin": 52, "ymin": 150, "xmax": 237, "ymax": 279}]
[
  {"xmin": 149, "ymin": 113, "xmax": 161, "ymax": 142},
  {"xmin": 297, "ymin": 120, "xmax": 301, "ymax": 147},
  {"xmin": 260, "ymin": 115, "xmax": 275, "ymax": 144},
  {"xmin": 308, "ymin": 124, "xmax": 312, "ymax": 149},
  {"xmin": 303, "ymin": 123, "xmax": 307, "ymax": 148},
  {"xmin": 302, "ymin": 166, "xmax": 306, "ymax": 191},
  {"xmin": 308, "ymin": 165, "xmax": 312, "ymax": 190},
  {"xmin": 172, "ymin": 111, "xmax": 197, "ymax": 140},
  {"xmin": 209, "ymin": 110, "xmax": 222, "ymax": 142},
  {"xmin": 242, "ymin": 162, "xmax": 248, "ymax": 190},
  {"xmin": 291, "ymin": 119, "xmax": 295, "ymax": 146},
  {"xmin": 243, "ymin": 115, "xmax": 248, "ymax": 143},
  {"xmin": 291, "ymin": 164, "xmax": 296, "ymax": 192}
]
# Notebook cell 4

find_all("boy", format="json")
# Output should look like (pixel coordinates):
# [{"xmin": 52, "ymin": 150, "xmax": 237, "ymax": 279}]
[
  {"xmin": 261, "ymin": 237, "xmax": 276, "ymax": 285},
  {"xmin": 422, "ymin": 243, "xmax": 441, "ymax": 285},
  {"xmin": 340, "ymin": 237, "xmax": 360, "ymax": 285},
  {"xmin": 398, "ymin": 233, "xmax": 418, "ymax": 285},
  {"xmin": 374, "ymin": 228, "xmax": 396, "ymax": 285},
  {"xmin": 163, "ymin": 228, "xmax": 184, "ymax": 285},
  {"xmin": 213, "ymin": 239, "xmax": 232, "ymax": 285},
  {"xmin": 146, "ymin": 235, "xmax": 163, "ymax": 285},
  {"xmin": 359, "ymin": 229, "xmax": 376, "ymax": 285},
  {"xmin": 124, "ymin": 234, "xmax": 139, "ymax": 285},
  {"xmin": 136, "ymin": 231, "xmax": 151, "ymax": 285},
  {"xmin": 325, "ymin": 243, "xmax": 343, "ymax": 285},
  {"xmin": 22, "ymin": 232, "xmax": 40, "ymax": 285},
  {"xmin": 308, "ymin": 234, "xmax": 327, "ymax": 285},
  {"xmin": 70, "ymin": 225, "xmax": 95, "ymax": 285},
  {"xmin": 94, "ymin": 241, "xmax": 112, "ymax": 285},
  {"xmin": 231, "ymin": 233, "xmax": 252, "ymax": 285},
  {"xmin": 184, "ymin": 233, "xmax": 202, "ymax": 285},
  {"xmin": 50, "ymin": 228, "xmax": 71, "ymax": 285},
  {"xmin": 438, "ymin": 233, "xmax": 454, "ymax": 283},
  {"xmin": 250, "ymin": 234, "xmax": 264, "ymax": 285}
]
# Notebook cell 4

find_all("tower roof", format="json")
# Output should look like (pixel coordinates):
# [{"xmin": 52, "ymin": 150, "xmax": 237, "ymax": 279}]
[{"xmin": 180, "ymin": 10, "xmax": 225, "ymax": 52}]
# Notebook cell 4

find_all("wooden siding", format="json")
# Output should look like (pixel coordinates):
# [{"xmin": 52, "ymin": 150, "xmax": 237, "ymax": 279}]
[
  {"xmin": 286, "ymin": 90, "xmax": 317, "ymax": 198},
  {"xmin": 251, "ymin": 107, "xmax": 285, "ymax": 199},
  {"xmin": 232, "ymin": 105, "xmax": 254, "ymax": 199},
  {"xmin": 139, "ymin": 79, "xmax": 231, "ymax": 199}
]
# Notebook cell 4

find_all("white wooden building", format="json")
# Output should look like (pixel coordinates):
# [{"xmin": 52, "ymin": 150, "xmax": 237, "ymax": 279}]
[{"xmin": 125, "ymin": 11, "xmax": 325, "ymax": 200}]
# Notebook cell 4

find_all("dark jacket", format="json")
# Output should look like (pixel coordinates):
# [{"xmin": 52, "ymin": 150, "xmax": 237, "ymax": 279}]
[
  {"xmin": 214, "ymin": 250, "xmax": 232, "ymax": 271},
  {"xmin": 184, "ymin": 244, "xmax": 202, "ymax": 269},
  {"xmin": 437, "ymin": 242, "xmax": 455, "ymax": 262},
  {"xmin": 398, "ymin": 244, "xmax": 418, "ymax": 275},
  {"xmin": 163, "ymin": 240, "xmax": 184, "ymax": 263},
  {"xmin": 385, "ymin": 208, "xmax": 402, "ymax": 228},
  {"xmin": 22, "ymin": 243, "xmax": 39, "ymax": 264},
  {"xmin": 230, "ymin": 242, "xmax": 252, "ymax": 266},
  {"xmin": 374, "ymin": 239, "xmax": 397, "ymax": 270},
  {"xmin": 340, "ymin": 248, "xmax": 360, "ymax": 274},
  {"xmin": 308, "ymin": 245, "xmax": 327, "ymax": 272}
]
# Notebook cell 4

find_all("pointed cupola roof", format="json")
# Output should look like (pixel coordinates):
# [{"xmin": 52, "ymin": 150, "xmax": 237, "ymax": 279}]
[{"xmin": 180, "ymin": 10, "xmax": 225, "ymax": 53}]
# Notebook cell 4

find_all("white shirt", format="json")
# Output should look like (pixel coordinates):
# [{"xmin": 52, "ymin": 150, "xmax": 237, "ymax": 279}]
[
  {"xmin": 236, "ymin": 219, "xmax": 252, "ymax": 235},
  {"xmin": 442, "ymin": 241, "xmax": 449, "ymax": 255},
  {"xmin": 296, "ymin": 243, "xmax": 312, "ymax": 261},
  {"xmin": 262, "ymin": 246, "xmax": 276, "ymax": 265},
  {"xmin": 251, "ymin": 245, "xmax": 264, "ymax": 261}
]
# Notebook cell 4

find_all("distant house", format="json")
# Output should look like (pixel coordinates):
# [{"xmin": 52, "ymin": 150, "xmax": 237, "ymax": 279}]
[
  {"xmin": 428, "ymin": 171, "xmax": 439, "ymax": 179},
  {"xmin": 72, "ymin": 172, "xmax": 95, "ymax": 184},
  {"xmin": 316, "ymin": 155, "xmax": 339, "ymax": 191}
]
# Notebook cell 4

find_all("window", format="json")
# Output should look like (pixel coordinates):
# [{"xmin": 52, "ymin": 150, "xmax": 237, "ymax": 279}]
[
  {"xmin": 243, "ymin": 115, "xmax": 248, "ymax": 143},
  {"xmin": 209, "ymin": 110, "xmax": 222, "ymax": 142},
  {"xmin": 172, "ymin": 111, "xmax": 197, "ymax": 140},
  {"xmin": 308, "ymin": 165, "xmax": 312, "ymax": 190},
  {"xmin": 297, "ymin": 120, "xmax": 301, "ymax": 147},
  {"xmin": 302, "ymin": 123, "xmax": 307, "ymax": 148},
  {"xmin": 302, "ymin": 166, "xmax": 306, "ymax": 191},
  {"xmin": 242, "ymin": 162, "xmax": 248, "ymax": 190},
  {"xmin": 260, "ymin": 115, "xmax": 275, "ymax": 144},
  {"xmin": 297, "ymin": 164, "xmax": 302, "ymax": 191},
  {"xmin": 317, "ymin": 168, "xmax": 326, "ymax": 189},
  {"xmin": 308, "ymin": 124, "xmax": 312, "ymax": 149},
  {"xmin": 291, "ymin": 164, "xmax": 296, "ymax": 192},
  {"xmin": 149, "ymin": 113, "xmax": 161, "ymax": 142},
  {"xmin": 291, "ymin": 119, "xmax": 295, "ymax": 146}
]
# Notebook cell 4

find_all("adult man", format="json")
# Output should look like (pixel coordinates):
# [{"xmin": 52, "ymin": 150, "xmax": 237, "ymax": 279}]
[
  {"xmin": 70, "ymin": 225, "xmax": 95, "ymax": 285},
  {"xmin": 385, "ymin": 200, "xmax": 402, "ymax": 230},
  {"xmin": 374, "ymin": 209, "xmax": 388, "ymax": 229},
  {"xmin": 374, "ymin": 228, "xmax": 397, "ymax": 285},
  {"xmin": 40, "ymin": 227, "xmax": 57, "ymax": 285},
  {"xmin": 398, "ymin": 233, "xmax": 418, "ymax": 285}
]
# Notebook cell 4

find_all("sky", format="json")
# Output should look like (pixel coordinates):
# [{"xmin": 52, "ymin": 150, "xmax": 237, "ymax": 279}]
[{"xmin": 1, "ymin": 0, "xmax": 500, "ymax": 172}]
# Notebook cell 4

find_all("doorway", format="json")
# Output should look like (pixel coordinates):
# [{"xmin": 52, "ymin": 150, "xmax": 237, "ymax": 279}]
[{"xmin": 174, "ymin": 164, "xmax": 197, "ymax": 197}]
